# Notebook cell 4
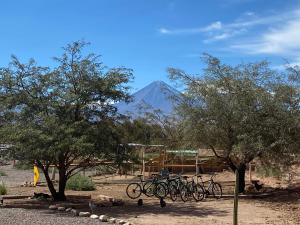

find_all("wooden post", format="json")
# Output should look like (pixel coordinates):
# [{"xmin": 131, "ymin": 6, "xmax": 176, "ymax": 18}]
[
  {"xmin": 233, "ymin": 169, "xmax": 239, "ymax": 225},
  {"xmin": 142, "ymin": 148, "xmax": 145, "ymax": 180},
  {"xmin": 249, "ymin": 163, "xmax": 252, "ymax": 182},
  {"xmin": 181, "ymin": 150, "xmax": 183, "ymax": 173},
  {"xmin": 51, "ymin": 167, "xmax": 56, "ymax": 181},
  {"xmin": 196, "ymin": 150, "xmax": 199, "ymax": 174}
]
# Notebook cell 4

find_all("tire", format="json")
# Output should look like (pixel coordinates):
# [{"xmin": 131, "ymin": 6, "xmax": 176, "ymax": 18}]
[
  {"xmin": 212, "ymin": 182, "xmax": 222, "ymax": 199},
  {"xmin": 157, "ymin": 181, "xmax": 169, "ymax": 195},
  {"xmin": 154, "ymin": 183, "xmax": 168, "ymax": 198},
  {"xmin": 192, "ymin": 184, "xmax": 205, "ymax": 202},
  {"xmin": 143, "ymin": 181, "xmax": 155, "ymax": 197},
  {"xmin": 180, "ymin": 185, "xmax": 189, "ymax": 202},
  {"xmin": 126, "ymin": 183, "xmax": 142, "ymax": 199},
  {"xmin": 169, "ymin": 184, "xmax": 178, "ymax": 201}
]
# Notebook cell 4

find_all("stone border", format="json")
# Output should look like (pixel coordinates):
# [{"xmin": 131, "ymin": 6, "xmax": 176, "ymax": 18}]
[{"xmin": 48, "ymin": 203, "xmax": 135, "ymax": 225}]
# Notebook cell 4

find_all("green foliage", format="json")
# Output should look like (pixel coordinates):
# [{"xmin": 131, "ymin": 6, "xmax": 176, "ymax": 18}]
[
  {"xmin": 118, "ymin": 110, "xmax": 183, "ymax": 149},
  {"xmin": 168, "ymin": 54, "xmax": 300, "ymax": 168},
  {"xmin": 0, "ymin": 182, "xmax": 7, "ymax": 195},
  {"xmin": 0, "ymin": 40, "xmax": 132, "ymax": 200},
  {"xmin": 256, "ymin": 165, "xmax": 283, "ymax": 178},
  {"xmin": 66, "ymin": 174, "xmax": 95, "ymax": 191},
  {"xmin": 168, "ymin": 54, "xmax": 300, "ymax": 192},
  {"xmin": 0, "ymin": 170, "xmax": 7, "ymax": 176}
]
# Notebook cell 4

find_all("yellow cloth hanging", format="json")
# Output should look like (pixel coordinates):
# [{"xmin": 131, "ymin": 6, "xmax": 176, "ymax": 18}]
[{"xmin": 33, "ymin": 165, "xmax": 40, "ymax": 186}]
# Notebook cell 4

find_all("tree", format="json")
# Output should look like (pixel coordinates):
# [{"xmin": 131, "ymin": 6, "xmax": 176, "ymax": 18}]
[
  {"xmin": 0, "ymin": 41, "xmax": 133, "ymax": 200},
  {"xmin": 168, "ymin": 54, "xmax": 300, "ymax": 192}
]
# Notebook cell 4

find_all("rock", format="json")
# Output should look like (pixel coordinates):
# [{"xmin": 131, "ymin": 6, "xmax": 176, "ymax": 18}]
[
  {"xmin": 79, "ymin": 212, "xmax": 91, "ymax": 217},
  {"xmin": 90, "ymin": 214, "xmax": 99, "ymax": 219},
  {"xmin": 117, "ymin": 220, "xmax": 127, "ymax": 225},
  {"xmin": 65, "ymin": 208, "xmax": 72, "ymax": 212},
  {"xmin": 71, "ymin": 209, "xmax": 79, "ymax": 216},
  {"xmin": 99, "ymin": 215, "xmax": 108, "ymax": 222},
  {"xmin": 57, "ymin": 207, "xmax": 66, "ymax": 211},
  {"xmin": 49, "ymin": 205, "xmax": 58, "ymax": 210},
  {"xmin": 124, "ymin": 223, "xmax": 131, "ymax": 225},
  {"xmin": 97, "ymin": 194, "xmax": 114, "ymax": 202},
  {"xmin": 108, "ymin": 218, "xmax": 117, "ymax": 223}
]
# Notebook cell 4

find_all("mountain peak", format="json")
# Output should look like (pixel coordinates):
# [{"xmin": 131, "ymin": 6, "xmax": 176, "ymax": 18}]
[{"xmin": 115, "ymin": 80, "xmax": 180, "ymax": 118}]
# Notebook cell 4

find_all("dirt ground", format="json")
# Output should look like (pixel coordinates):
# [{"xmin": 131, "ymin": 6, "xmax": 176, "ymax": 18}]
[{"xmin": 1, "ymin": 164, "xmax": 300, "ymax": 225}]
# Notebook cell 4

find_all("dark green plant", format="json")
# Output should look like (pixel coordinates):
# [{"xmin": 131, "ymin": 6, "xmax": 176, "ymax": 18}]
[
  {"xmin": 256, "ymin": 165, "xmax": 283, "ymax": 178},
  {"xmin": 0, "ymin": 40, "xmax": 132, "ymax": 200},
  {"xmin": 168, "ymin": 54, "xmax": 300, "ymax": 192},
  {"xmin": 66, "ymin": 174, "xmax": 95, "ymax": 191},
  {"xmin": 0, "ymin": 170, "xmax": 7, "ymax": 176},
  {"xmin": 0, "ymin": 182, "xmax": 7, "ymax": 195}
]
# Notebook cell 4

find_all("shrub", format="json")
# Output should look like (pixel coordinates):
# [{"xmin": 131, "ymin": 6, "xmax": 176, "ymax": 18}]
[
  {"xmin": 256, "ymin": 165, "xmax": 282, "ymax": 178},
  {"xmin": 0, "ymin": 183, "xmax": 7, "ymax": 195},
  {"xmin": 66, "ymin": 174, "xmax": 95, "ymax": 191},
  {"xmin": 0, "ymin": 170, "xmax": 7, "ymax": 176}
]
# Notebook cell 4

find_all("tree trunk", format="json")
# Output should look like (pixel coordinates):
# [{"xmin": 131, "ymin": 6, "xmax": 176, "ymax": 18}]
[
  {"xmin": 57, "ymin": 168, "xmax": 67, "ymax": 201},
  {"xmin": 237, "ymin": 164, "xmax": 246, "ymax": 193},
  {"xmin": 43, "ymin": 168, "xmax": 57, "ymax": 198},
  {"xmin": 227, "ymin": 158, "xmax": 247, "ymax": 193}
]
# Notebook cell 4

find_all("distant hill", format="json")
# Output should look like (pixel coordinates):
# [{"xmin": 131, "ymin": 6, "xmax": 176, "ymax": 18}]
[{"xmin": 115, "ymin": 81, "xmax": 181, "ymax": 118}]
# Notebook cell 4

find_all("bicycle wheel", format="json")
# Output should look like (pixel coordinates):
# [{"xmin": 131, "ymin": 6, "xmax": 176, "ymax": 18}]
[
  {"xmin": 157, "ymin": 181, "xmax": 169, "ymax": 196},
  {"xmin": 180, "ymin": 185, "xmax": 189, "ymax": 202},
  {"xmin": 126, "ymin": 183, "xmax": 142, "ymax": 199},
  {"xmin": 212, "ymin": 182, "xmax": 222, "ymax": 199},
  {"xmin": 154, "ymin": 182, "xmax": 168, "ymax": 198},
  {"xmin": 192, "ymin": 184, "xmax": 205, "ymax": 202},
  {"xmin": 169, "ymin": 184, "xmax": 178, "ymax": 201},
  {"xmin": 143, "ymin": 181, "xmax": 155, "ymax": 197}
]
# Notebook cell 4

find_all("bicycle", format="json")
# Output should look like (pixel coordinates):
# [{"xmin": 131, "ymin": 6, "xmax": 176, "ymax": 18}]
[
  {"xmin": 198, "ymin": 174, "xmax": 222, "ymax": 199},
  {"xmin": 180, "ymin": 175, "xmax": 205, "ymax": 202},
  {"xmin": 126, "ymin": 174, "xmax": 167, "ymax": 199},
  {"xmin": 168, "ymin": 175, "xmax": 185, "ymax": 201}
]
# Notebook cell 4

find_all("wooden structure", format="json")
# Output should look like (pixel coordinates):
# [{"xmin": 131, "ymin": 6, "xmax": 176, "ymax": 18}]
[{"xmin": 142, "ymin": 147, "xmax": 228, "ymax": 174}]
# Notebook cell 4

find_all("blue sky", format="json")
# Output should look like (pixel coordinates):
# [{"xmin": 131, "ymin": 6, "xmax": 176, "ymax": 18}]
[{"xmin": 1, "ymin": 0, "xmax": 300, "ymax": 91}]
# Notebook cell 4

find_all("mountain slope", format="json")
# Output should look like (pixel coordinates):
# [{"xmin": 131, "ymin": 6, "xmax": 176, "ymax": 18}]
[{"xmin": 115, "ymin": 81, "xmax": 180, "ymax": 118}]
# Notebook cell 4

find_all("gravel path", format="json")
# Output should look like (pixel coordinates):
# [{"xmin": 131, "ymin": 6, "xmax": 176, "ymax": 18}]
[
  {"xmin": 0, "ymin": 164, "xmax": 34, "ymax": 187},
  {"xmin": 0, "ymin": 208, "xmax": 106, "ymax": 225}
]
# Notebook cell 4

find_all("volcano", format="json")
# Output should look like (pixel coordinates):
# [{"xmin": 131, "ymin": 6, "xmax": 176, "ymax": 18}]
[{"xmin": 115, "ymin": 80, "xmax": 181, "ymax": 118}]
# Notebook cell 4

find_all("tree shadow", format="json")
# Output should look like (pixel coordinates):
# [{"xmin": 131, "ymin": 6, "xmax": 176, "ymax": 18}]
[
  {"xmin": 2, "ymin": 197, "xmax": 229, "ymax": 220},
  {"xmin": 253, "ymin": 186, "xmax": 300, "ymax": 204}
]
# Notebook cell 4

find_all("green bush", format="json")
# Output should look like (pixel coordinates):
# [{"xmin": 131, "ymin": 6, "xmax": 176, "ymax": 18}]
[
  {"xmin": 66, "ymin": 174, "xmax": 95, "ymax": 191},
  {"xmin": 0, "ymin": 183, "xmax": 7, "ymax": 195},
  {"xmin": 0, "ymin": 170, "xmax": 7, "ymax": 176},
  {"xmin": 256, "ymin": 165, "xmax": 282, "ymax": 178}
]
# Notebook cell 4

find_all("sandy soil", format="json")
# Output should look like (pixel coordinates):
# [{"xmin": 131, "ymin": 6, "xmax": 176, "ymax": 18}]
[{"xmin": 1, "ymin": 164, "xmax": 299, "ymax": 225}]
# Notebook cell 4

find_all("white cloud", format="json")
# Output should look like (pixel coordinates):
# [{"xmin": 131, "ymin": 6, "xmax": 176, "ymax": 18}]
[
  {"xmin": 230, "ymin": 11, "xmax": 300, "ymax": 55},
  {"xmin": 158, "ymin": 10, "xmax": 287, "ymax": 41},
  {"xmin": 202, "ymin": 21, "xmax": 222, "ymax": 31},
  {"xmin": 159, "ymin": 28, "xmax": 171, "ymax": 34},
  {"xmin": 158, "ymin": 21, "xmax": 222, "ymax": 35},
  {"xmin": 160, "ymin": 7, "xmax": 300, "ymax": 56}
]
